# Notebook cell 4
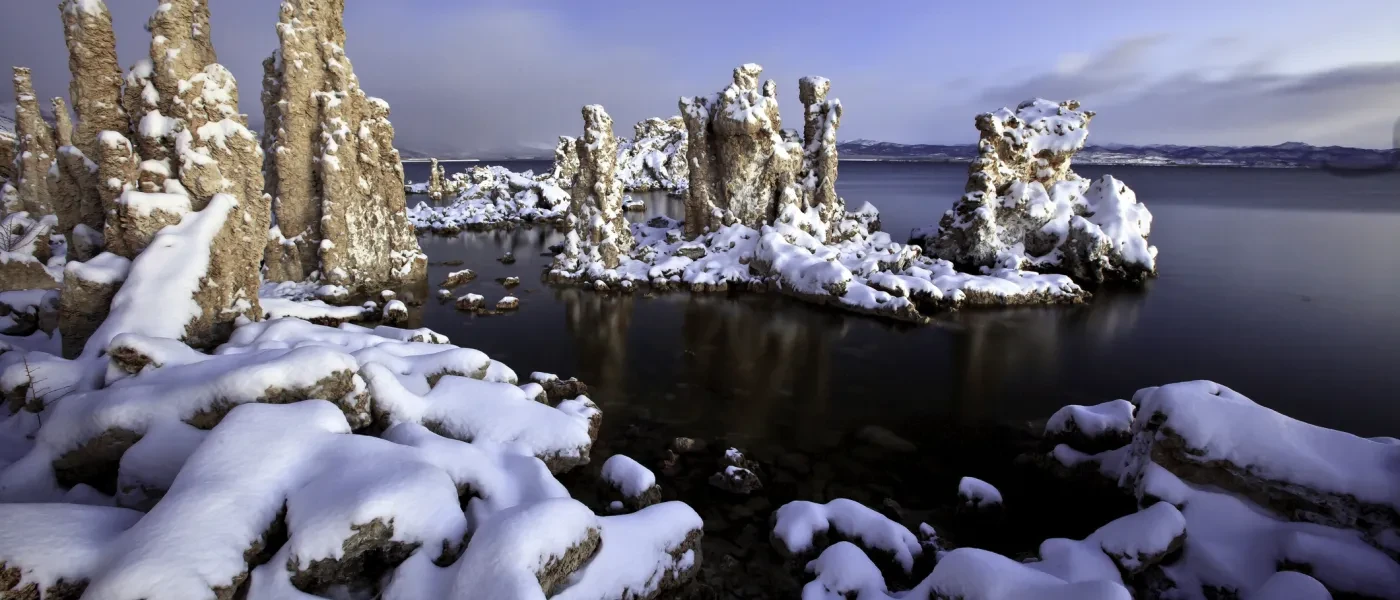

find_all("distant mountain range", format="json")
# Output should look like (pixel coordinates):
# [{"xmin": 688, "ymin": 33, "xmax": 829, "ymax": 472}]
[
  {"xmin": 838, "ymin": 139, "xmax": 1399, "ymax": 169},
  {"xmin": 405, "ymin": 139, "xmax": 1397, "ymax": 170}
]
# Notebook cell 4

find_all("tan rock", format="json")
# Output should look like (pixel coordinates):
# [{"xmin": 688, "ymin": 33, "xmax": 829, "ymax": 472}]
[
  {"xmin": 549, "ymin": 135, "xmax": 579, "ymax": 184},
  {"xmin": 11, "ymin": 67, "xmax": 57, "ymax": 216},
  {"xmin": 679, "ymin": 64, "xmax": 803, "ymax": 238},
  {"xmin": 0, "ymin": 131, "xmax": 16, "ymax": 183},
  {"xmin": 95, "ymin": 131, "xmax": 140, "ymax": 258},
  {"xmin": 59, "ymin": 0, "xmax": 129, "ymax": 158},
  {"xmin": 427, "ymin": 158, "xmax": 446, "ymax": 200},
  {"xmin": 59, "ymin": 252, "xmax": 131, "ymax": 359},
  {"xmin": 557, "ymin": 105, "xmax": 633, "ymax": 270},
  {"xmin": 264, "ymin": 0, "xmax": 426, "ymax": 290},
  {"xmin": 0, "ymin": 213, "xmax": 60, "ymax": 292},
  {"xmin": 798, "ymin": 76, "xmax": 845, "ymax": 228},
  {"xmin": 50, "ymin": 98, "xmax": 102, "ymax": 242}
]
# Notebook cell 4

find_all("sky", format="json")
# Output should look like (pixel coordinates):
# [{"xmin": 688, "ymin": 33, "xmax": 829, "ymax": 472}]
[{"xmin": 3, "ymin": 0, "xmax": 1399, "ymax": 154}]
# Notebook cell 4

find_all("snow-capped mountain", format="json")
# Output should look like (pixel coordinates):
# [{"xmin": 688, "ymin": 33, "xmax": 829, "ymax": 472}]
[{"xmin": 837, "ymin": 139, "xmax": 1399, "ymax": 169}]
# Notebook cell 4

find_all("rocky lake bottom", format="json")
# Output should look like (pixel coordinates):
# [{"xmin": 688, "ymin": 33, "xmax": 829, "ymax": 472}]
[{"xmin": 393, "ymin": 159, "xmax": 1400, "ymax": 596}]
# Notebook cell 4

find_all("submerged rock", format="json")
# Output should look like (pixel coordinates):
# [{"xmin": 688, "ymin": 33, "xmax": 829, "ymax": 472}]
[{"xmin": 921, "ymin": 99, "xmax": 1157, "ymax": 284}]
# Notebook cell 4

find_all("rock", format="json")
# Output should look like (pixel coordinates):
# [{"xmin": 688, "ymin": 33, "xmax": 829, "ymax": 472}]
[
  {"xmin": 498, "ymin": 252, "xmax": 516, "ymax": 265},
  {"xmin": 495, "ymin": 296, "xmax": 519, "ymax": 312},
  {"xmin": 144, "ymin": 0, "xmax": 218, "ymax": 167},
  {"xmin": 548, "ymin": 135, "xmax": 579, "ymax": 183},
  {"xmin": 379, "ymin": 289, "xmax": 396, "ymax": 302},
  {"xmin": 678, "ymin": 64, "xmax": 803, "ymax": 238},
  {"xmin": 49, "ymin": 98, "xmax": 101, "ymax": 241},
  {"xmin": 314, "ymin": 284, "xmax": 350, "ymax": 304},
  {"xmin": 112, "ymin": 190, "xmax": 190, "ymax": 257},
  {"xmin": 601, "ymin": 454, "xmax": 662, "ymax": 510},
  {"xmin": 539, "ymin": 377, "xmax": 589, "ymax": 404},
  {"xmin": 453, "ymin": 293, "xmax": 484, "ymax": 312},
  {"xmin": 956, "ymin": 476, "xmax": 1003, "ymax": 512},
  {"xmin": 0, "ymin": 213, "xmax": 61, "ymax": 292},
  {"xmin": 671, "ymin": 437, "xmax": 708, "ymax": 454},
  {"xmin": 381, "ymin": 299, "xmax": 408, "ymax": 325},
  {"xmin": 553, "ymin": 104, "xmax": 635, "ymax": 272},
  {"xmin": 263, "ymin": 0, "xmax": 427, "ymax": 291},
  {"xmin": 436, "ymin": 288, "xmax": 452, "ymax": 299},
  {"xmin": 426, "ymin": 157, "xmax": 447, "ymax": 200},
  {"xmin": 616, "ymin": 116, "xmax": 689, "ymax": 192},
  {"xmin": 922, "ymin": 99, "xmax": 1156, "ymax": 284},
  {"xmin": 1045, "ymin": 400, "xmax": 1135, "ymax": 454},
  {"xmin": 675, "ymin": 243, "xmax": 707, "ymax": 260},
  {"xmin": 709, "ymin": 466, "xmax": 763, "ymax": 495},
  {"xmin": 1092, "ymin": 501, "xmax": 1186, "ymax": 575},
  {"xmin": 440, "ymin": 268, "xmax": 476, "ymax": 288},
  {"xmin": 497, "ymin": 276, "xmax": 520, "ymax": 288},
  {"xmin": 59, "ymin": 0, "xmax": 129, "ymax": 159},
  {"xmin": 1126, "ymin": 381, "xmax": 1400, "ymax": 548},
  {"xmin": 94, "ymin": 132, "xmax": 139, "ymax": 258},
  {"xmin": 855, "ymin": 425, "xmax": 917, "ymax": 453},
  {"xmin": 11, "ymin": 67, "xmax": 57, "ymax": 216},
  {"xmin": 798, "ymin": 76, "xmax": 846, "ymax": 228},
  {"xmin": 58, "ymin": 252, "xmax": 130, "ymax": 359}
]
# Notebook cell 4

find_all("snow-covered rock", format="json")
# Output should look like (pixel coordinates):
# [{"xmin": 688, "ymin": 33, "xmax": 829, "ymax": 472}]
[
  {"xmin": 57, "ymin": 251, "xmax": 129, "ymax": 358},
  {"xmin": 261, "ymin": 0, "xmax": 426, "ymax": 290},
  {"xmin": 773, "ymin": 498, "xmax": 922, "ymax": 574},
  {"xmin": 601, "ymin": 453, "xmax": 661, "ymax": 510},
  {"xmin": 921, "ymin": 99, "xmax": 1157, "ymax": 284},
  {"xmin": 551, "ymin": 105, "xmax": 634, "ymax": 273},
  {"xmin": 957, "ymin": 476, "xmax": 1003, "ymax": 511},
  {"xmin": 408, "ymin": 165, "xmax": 570, "ymax": 232},
  {"xmin": 9, "ymin": 68, "xmax": 56, "ymax": 218},
  {"xmin": 0, "ymin": 212, "xmax": 63, "ymax": 292},
  {"xmin": 615, "ymin": 116, "xmax": 688, "ymax": 193},
  {"xmin": 1045, "ymin": 399, "xmax": 1135, "ymax": 454},
  {"xmin": 679, "ymin": 64, "xmax": 803, "ymax": 238}
]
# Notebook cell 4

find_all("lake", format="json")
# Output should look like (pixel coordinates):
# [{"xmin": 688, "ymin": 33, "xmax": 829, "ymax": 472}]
[
  {"xmin": 404, "ymin": 160, "xmax": 1400, "ymax": 441},
  {"xmin": 402, "ymin": 160, "xmax": 1400, "ymax": 587}
]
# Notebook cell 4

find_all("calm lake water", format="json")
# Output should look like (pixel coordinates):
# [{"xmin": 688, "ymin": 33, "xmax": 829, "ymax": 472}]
[{"xmin": 402, "ymin": 160, "xmax": 1400, "ymax": 443}]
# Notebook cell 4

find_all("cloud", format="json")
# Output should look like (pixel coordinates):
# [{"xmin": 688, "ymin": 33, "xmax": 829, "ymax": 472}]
[{"xmin": 2, "ymin": 3, "xmax": 1396, "ymax": 150}]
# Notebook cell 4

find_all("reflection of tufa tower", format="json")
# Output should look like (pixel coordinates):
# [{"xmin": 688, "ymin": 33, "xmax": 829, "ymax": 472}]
[
  {"xmin": 679, "ymin": 295, "xmax": 843, "ymax": 446},
  {"xmin": 559, "ymin": 287, "xmax": 634, "ymax": 403}
]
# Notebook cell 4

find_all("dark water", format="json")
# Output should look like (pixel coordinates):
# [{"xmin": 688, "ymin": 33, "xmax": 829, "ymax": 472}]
[
  {"xmin": 404, "ymin": 160, "xmax": 1400, "ymax": 440},
  {"xmin": 398, "ymin": 160, "xmax": 1400, "ymax": 591}
]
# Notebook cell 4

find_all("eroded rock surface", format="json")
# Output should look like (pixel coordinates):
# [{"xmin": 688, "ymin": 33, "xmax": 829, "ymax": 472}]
[
  {"xmin": 921, "ymin": 99, "xmax": 1157, "ymax": 284},
  {"xmin": 262, "ymin": 0, "xmax": 426, "ymax": 290},
  {"xmin": 552, "ymin": 105, "xmax": 634, "ymax": 272},
  {"xmin": 679, "ymin": 64, "xmax": 803, "ymax": 238},
  {"xmin": 11, "ymin": 68, "xmax": 56, "ymax": 217}
]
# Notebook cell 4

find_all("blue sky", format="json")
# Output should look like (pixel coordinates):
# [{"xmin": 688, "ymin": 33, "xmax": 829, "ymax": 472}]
[{"xmin": 4, "ymin": 0, "xmax": 1398, "ymax": 152}]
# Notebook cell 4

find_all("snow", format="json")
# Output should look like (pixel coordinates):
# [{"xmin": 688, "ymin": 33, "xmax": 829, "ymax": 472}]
[
  {"xmin": 0, "ymin": 503, "xmax": 143, "ymax": 593},
  {"xmin": 552, "ymin": 502, "xmax": 703, "ymax": 600},
  {"xmin": 1249, "ymin": 571, "xmax": 1333, "ymax": 600},
  {"xmin": 84, "ymin": 194, "xmax": 234, "ymax": 357},
  {"xmin": 65, "ymin": 251, "xmax": 131, "ymax": 285},
  {"xmin": 259, "ymin": 298, "xmax": 367, "ymax": 322},
  {"xmin": 1046, "ymin": 399, "xmax": 1134, "ymax": 439},
  {"xmin": 601, "ymin": 454, "xmax": 655, "ymax": 498},
  {"xmin": 958, "ymin": 476, "xmax": 1002, "ymax": 507},
  {"xmin": 773, "ymin": 498, "xmax": 921, "ymax": 572},
  {"xmin": 1135, "ymin": 380, "xmax": 1400, "ymax": 514},
  {"xmin": 362, "ymin": 362, "xmax": 596, "ymax": 470}
]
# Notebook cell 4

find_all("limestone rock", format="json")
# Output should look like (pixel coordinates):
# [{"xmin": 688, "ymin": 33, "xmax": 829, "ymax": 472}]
[
  {"xmin": 95, "ymin": 131, "xmax": 140, "ymax": 258},
  {"xmin": 263, "ymin": 0, "xmax": 426, "ymax": 291},
  {"xmin": 552, "ymin": 105, "xmax": 634, "ymax": 273},
  {"xmin": 58, "ymin": 252, "xmax": 131, "ymax": 359},
  {"xmin": 616, "ymin": 117, "xmax": 688, "ymax": 192},
  {"xmin": 0, "ymin": 212, "xmax": 61, "ymax": 292},
  {"xmin": 548, "ymin": 135, "xmax": 579, "ymax": 184},
  {"xmin": 426, "ymin": 158, "xmax": 446, "ymax": 200},
  {"xmin": 922, "ymin": 99, "xmax": 1157, "ymax": 284},
  {"xmin": 59, "ymin": 0, "xmax": 129, "ymax": 158},
  {"xmin": 454, "ymin": 293, "xmax": 484, "ymax": 312},
  {"xmin": 49, "ymin": 98, "xmax": 102, "ymax": 241},
  {"xmin": 495, "ymin": 296, "xmax": 519, "ymax": 312},
  {"xmin": 0, "ymin": 128, "xmax": 15, "ymax": 183},
  {"xmin": 679, "ymin": 64, "xmax": 803, "ymax": 238},
  {"xmin": 798, "ymin": 76, "xmax": 845, "ymax": 228},
  {"xmin": 11, "ymin": 68, "xmax": 57, "ymax": 216}
]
